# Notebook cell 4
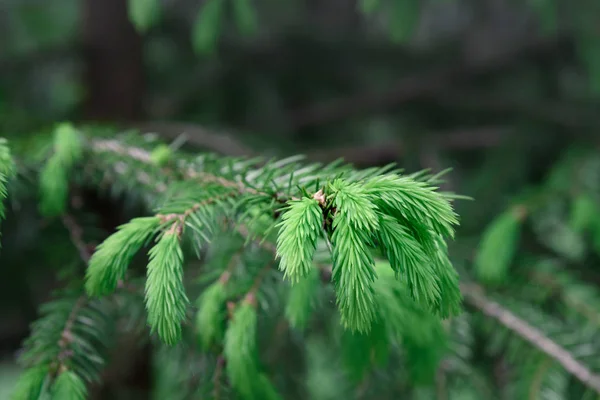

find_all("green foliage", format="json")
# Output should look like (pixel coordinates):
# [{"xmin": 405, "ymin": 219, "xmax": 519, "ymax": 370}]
[
  {"xmin": 358, "ymin": 0, "xmax": 380, "ymax": 15},
  {"xmin": 128, "ymin": 0, "xmax": 161, "ymax": 33},
  {"xmin": 468, "ymin": 147, "xmax": 600, "ymax": 398},
  {"xmin": 376, "ymin": 213, "xmax": 441, "ymax": 310},
  {"xmin": 39, "ymin": 123, "xmax": 83, "ymax": 217},
  {"xmin": 474, "ymin": 206, "xmax": 525, "ymax": 285},
  {"xmin": 232, "ymin": 0, "xmax": 258, "ymax": 36},
  {"xmin": 12, "ymin": 289, "xmax": 114, "ymax": 400},
  {"xmin": 10, "ymin": 365, "xmax": 48, "ymax": 400},
  {"xmin": 389, "ymin": 0, "xmax": 420, "ymax": 43},
  {"xmin": 328, "ymin": 179, "xmax": 380, "ymax": 333},
  {"xmin": 149, "ymin": 144, "xmax": 172, "ymax": 167},
  {"xmin": 50, "ymin": 370, "xmax": 87, "ymax": 400},
  {"xmin": 145, "ymin": 227, "xmax": 190, "ymax": 345},
  {"xmin": 195, "ymin": 279, "xmax": 228, "ymax": 349},
  {"xmin": 276, "ymin": 197, "xmax": 323, "ymax": 283},
  {"xmin": 3, "ymin": 126, "xmax": 467, "ymax": 399},
  {"xmin": 224, "ymin": 299, "xmax": 280, "ymax": 400},
  {"xmin": 192, "ymin": 0, "xmax": 225, "ymax": 55},
  {"xmin": 570, "ymin": 193, "xmax": 599, "ymax": 231},
  {"xmin": 85, "ymin": 216, "xmax": 161, "ymax": 296},
  {"xmin": 305, "ymin": 338, "xmax": 349, "ymax": 400},
  {"xmin": 284, "ymin": 267, "xmax": 320, "ymax": 330},
  {"xmin": 529, "ymin": 0, "xmax": 558, "ymax": 35},
  {"xmin": 0, "ymin": 138, "xmax": 16, "ymax": 235}
]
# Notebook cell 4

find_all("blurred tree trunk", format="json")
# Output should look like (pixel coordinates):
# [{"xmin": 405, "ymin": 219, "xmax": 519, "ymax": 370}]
[
  {"xmin": 81, "ymin": 1, "xmax": 150, "ymax": 398},
  {"xmin": 82, "ymin": 0, "xmax": 144, "ymax": 121}
]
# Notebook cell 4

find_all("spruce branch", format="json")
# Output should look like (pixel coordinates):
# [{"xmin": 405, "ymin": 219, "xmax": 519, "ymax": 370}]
[
  {"xmin": 12, "ymin": 214, "xmax": 94, "ymax": 399},
  {"xmin": 0, "ymin": 137, "xmax": 16, "ymax": 246},
  {"xmin": 39, "ymin": 123, "xmax": 83, "ymax": 217},
  {"xmin": 461, "ymin": 283, "xmax": 600, "ymax": 394},
  {"xmin": 528, "ymin": 264, "xmax": 600, "ymax": 328},
  {"xmin": 13, "ymin": 292, "xmax": 112, "ymax": 400},
  {"xmin": 196, "ymin": 252, "xmax": 241, "ymax": 349},
  {"xmin": 328, "ymin": 179, "xmax": 379, "ymax": 333},
  {"xmin": 85, "ymin": 216, "xmax": 161, "ymax": 296},
  {"xmin": 474, "ymin": 205, "xmax": 527, "ymax": 285},
  {"xmin": 91, "ymin": 138, "xmax": 298, "ymax": 203},
  {"xmin": 223, "ymin": 293, "xmax": 281, "ymax": 400},
  {"xmin": 275, "ymin": 196, "xmax": 323, "ymax": 283},
  {"xmin": 26, "ymin": 128, "xmax": 464, "ymax": 346},
  {"xmin": 144, "ymin": 226, "xmax": 189, "ymax": 345}
]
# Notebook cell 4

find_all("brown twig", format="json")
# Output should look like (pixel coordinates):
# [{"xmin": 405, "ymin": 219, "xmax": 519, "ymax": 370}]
[
  {"xmin": 61, "ymin": 214, "xmax": 93, "ymax": 263},
  {"xmin": 213, "ymin": 354, "xmax": 226, "ymax": 399},
  {"xmin": 51, "ymin": 213, "xmax": 94, "ymax": 376},
  {"xmin": 127, "ymin": 121, "xmax": 254, "ymax": 157},
  {"xmin": 460, "ymin": 283, "xmax": 600, "ymax": 394},
  {"xmin": 91, "ymin": 138, "xmax": 299, "ymax": 203}
]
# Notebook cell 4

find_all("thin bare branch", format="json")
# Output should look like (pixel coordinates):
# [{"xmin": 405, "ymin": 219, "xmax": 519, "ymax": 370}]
[{"xmin": 460, "ymin": 283, "xmax": 600, "ymax": 394}]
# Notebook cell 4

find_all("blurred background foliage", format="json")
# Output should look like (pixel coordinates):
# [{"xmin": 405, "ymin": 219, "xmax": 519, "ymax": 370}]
[{"xmin": 3, "ymin": 0, "xmax": 600, "ymax": 398}]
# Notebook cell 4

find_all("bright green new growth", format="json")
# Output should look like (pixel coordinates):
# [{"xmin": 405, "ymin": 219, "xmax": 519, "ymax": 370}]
[
  {"xmin": 430, "ymin": 237, "xmax": 463, "ymax": 318},
  {"xmin": 128, "ymin": 0, "xmax": 161, "ymax": 33},
  {"xmin": 39, "ymin": 123, "xmax": 83, "ymax": 217},
  {"xmin": 10, "ymin": 365, "xmax": 48, "ymax": 400},
  {"xmin": 273, "ymin": 174, "xmax": 462, "ymax": 333},
  {"xmin": 570, "ymin": 193, "xmax": 600, "ymax": 232},
  {"xmin": 196, "ymin": 280, "xmax": 228, "ymax": 349},
  {"xmin": 150, "ymin": 144, "xmax": 172, "ymax": 167},
  {"xmin": 276, "ymin": 197, "xmax": 323, "ymax": 283},
  {"xmin": 3, "ymin": 124, "xmax": 468, "ymax": 399},
  {"xmin": 85, "ymin": 216, "xmax": 161, "ymax": 296},
  {"xmin": 329, "ymin": 179, "xmax": 380, "ymax": 333},
  {"xmin": 284, "ymin": 267, "xmax": 320, "ymax": 330},
  {"xmin": 145, "ymin": 228, "xmax": 190, "ymax": 345},
  {"xmin": 50, "ymin": 370, "xmax": 87, "ymax": 400},
  {"xmin": 475, "ymin": 207, "xmax": 525, "ymax": 284},
  {"xmin": 224, "ymin": 299, "xmax": 281, "ymax": 400},
  {"xmin": 376, "ymin": 213, "xmax": 441, "ymax": 310},
  {"xmin": 0, "ymin": 138, "xmax": 16, "ymax": 241}
]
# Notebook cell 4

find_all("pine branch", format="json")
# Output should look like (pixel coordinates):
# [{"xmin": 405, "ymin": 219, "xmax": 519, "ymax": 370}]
[
  {"xmin": 5, "ymin": 125, "xmax": 466, "ymax": 399},
  {"xmin": 460, "ymin": 283, "xmax": 600, "ymax": 394},
  {"xmin": 77, "ymin": 128, "xmax": 463, "ymax": 334},
  {"xmin": 0, "ymin": 137, "xmax": 16, "ymax": 247},
  {"xmin": 91, "ymin": 138, "xmax": 297, "ymax": 203}
]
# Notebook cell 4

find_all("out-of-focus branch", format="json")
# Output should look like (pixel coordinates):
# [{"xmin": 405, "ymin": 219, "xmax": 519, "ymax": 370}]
[
  {"xmin": 130, "ymin": 120, "xmax": 509, "ymax": 166},
  {"xmin": 434, "ymin": 91, "xmax": 600, "ymax": 129},
  {"xmin": 307, "ymin": 126, "xmax": 508, "ymax": 165},
  {"xmin": 128, "ymin": 121, "xmax": 254, "ymax": 157},
  {"xmin": 288, "ymin": 35, "xmax": 566, "ymax": 128},
  {"xmin": 461, "ymin": 283, "xmax": 600, "ymax": 394}
]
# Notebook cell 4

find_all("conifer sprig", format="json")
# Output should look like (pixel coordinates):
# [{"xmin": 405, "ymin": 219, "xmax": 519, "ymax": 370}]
[
  {"xmin": 462, "ymin": 283, "xmax": 600, "ymax": 394},
  {"xmin": 196, "ymin": 273, "xmax": 230, "ymax": 350},
  {"xmin": 475, "ymin": 205, "xmax": 527, "ymax": 285},
  {"xmin": 7, "ymin": 126, "xmax": 465, "ymax": 368},
  {"xmin": 72, "ymin": 129, "xmax": 464, "ymax": 339},
  {"xmin": 85, "ymin": 216, "xmax": 161, "ymax": 296},
  {"xmin": 12, "ymin": 292, "xmax": 113, "ymax": 400},
  {"xmin": 145, "ymin": 223, "xmax": 190, "ymax": 345},
  {"xmin": 39, "ymin": 123, "xmax": 83, "ymax": 217},
  {"xmin": 327, "ymin": 179, "xmax": 380, "ymax": 332},
  {"xmin": 275, "ymin": 195, "xmax": 323, "ymax": 283},
  {"xmin": 0, "ymin": 137, "xmax": 16, "ymax": 228},
  {"xmin": 223, "ymin": 294, "xmax": 281, "ymax": 400}
]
